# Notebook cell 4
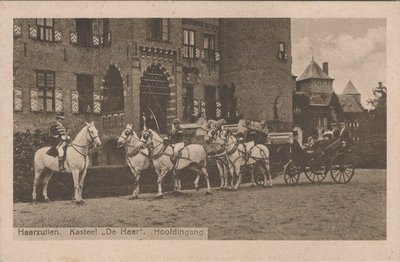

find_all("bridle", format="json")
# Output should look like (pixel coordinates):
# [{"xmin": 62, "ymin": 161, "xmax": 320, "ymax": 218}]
[
  {"xmin": 119, "ymin": 128, "xmax": 146, "ymax": 151},
  {"xmin": 71, "ymin": 125, "xmax": 99, "ymax": 157}
]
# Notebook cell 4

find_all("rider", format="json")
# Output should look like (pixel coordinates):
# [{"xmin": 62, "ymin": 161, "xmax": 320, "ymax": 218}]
[
  {"xmin": 170, "ymin": 118, "xmax": 184, "ymax": 163},
  {"xmin": 49, "ymin": 112, "xmax": 70, "ymax": 171}
]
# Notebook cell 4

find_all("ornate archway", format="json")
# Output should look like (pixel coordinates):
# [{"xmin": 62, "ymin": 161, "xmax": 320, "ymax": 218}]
[{"xmin": 140, "ymin": 63, "xmax": 172, "ymax": 133}]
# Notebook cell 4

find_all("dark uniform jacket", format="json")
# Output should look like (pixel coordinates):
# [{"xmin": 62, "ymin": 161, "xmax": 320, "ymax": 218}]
[
  {"xmin": 170, "ymin": 128, "xmax": 184, "ymax": 144},
  {"xmin": 291, "ymin": 139, "xmax": 308, "ymax": 166},
  {"xmin": 339, "ymin": 128, "xmax": 353, "ymax": 144}
]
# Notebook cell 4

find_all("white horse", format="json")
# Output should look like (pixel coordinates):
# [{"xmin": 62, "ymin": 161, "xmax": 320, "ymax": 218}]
[
  {"xmin": 141, "ymin": 129, "xmax": 211, "ymax": 198},
  {"xmin": 117, "ymin": 124, "xmax": 152, "ymax": 199},
  {"xmin": 32, "ymin": 122, "xmax": 101, "ymax": 205},
  {"xmin": 204, "ymin": 128, "xmax": 230, "ymax": 189},
  {"xmin": 217, "ymin": 128, "xmax": 272, "ymax": 190}
]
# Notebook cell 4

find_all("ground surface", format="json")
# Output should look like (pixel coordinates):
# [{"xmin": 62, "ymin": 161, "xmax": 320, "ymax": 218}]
[{"xmin": 13, "ymin": 169, "xmax": 386, "ymax": 240}]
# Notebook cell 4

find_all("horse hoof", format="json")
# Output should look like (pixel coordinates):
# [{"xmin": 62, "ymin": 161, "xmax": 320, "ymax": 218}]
[
  {"xmin": 155, "ymin": 194, "xmax": 163, "ymax": 199},
  {"xmin": 251, "ymin": 184, "xmax": 256, "ymax": 187},
  {"xmin": 44, "ymin": 199, "xmax": 50, "ymax": 203},
  {"xmin": 205, "ymin": 191, "xmax": 212, "ymax": 195},
  {"xmin": 194, "ymin": 185, "xmax": 199, "ymax": 191},
  {"xmin": 128, "ymin": 195, "xmax": 139, "ymax": 200},
  {"xmin": 75, "ymin": 200, "xmax": 84, "ymax": 205}
]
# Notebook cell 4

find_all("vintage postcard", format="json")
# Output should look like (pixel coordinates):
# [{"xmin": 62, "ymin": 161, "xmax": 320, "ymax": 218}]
[{"xmin": 1, "ymin": 1, "xmax": 399, "ymax": 261}]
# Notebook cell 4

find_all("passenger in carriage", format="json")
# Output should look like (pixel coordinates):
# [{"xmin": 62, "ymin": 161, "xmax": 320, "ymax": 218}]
[{"xmin": 291, "ymin": 130, "xmax": 308, "ymax": 170}]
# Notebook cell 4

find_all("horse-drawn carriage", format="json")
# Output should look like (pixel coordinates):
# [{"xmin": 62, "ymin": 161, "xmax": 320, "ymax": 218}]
[{"xmin": 283, "ymin": 139, "xmax": 355, "ymax": 185}]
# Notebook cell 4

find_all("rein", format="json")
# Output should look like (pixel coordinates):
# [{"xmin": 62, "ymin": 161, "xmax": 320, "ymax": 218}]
[{"xmin": 70, "ymin": 126, "xmax": 97, "ymax": 158}]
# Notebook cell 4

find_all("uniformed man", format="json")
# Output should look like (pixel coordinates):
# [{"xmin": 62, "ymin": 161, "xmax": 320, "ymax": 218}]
[
  {"xmin": 170, "ymin": 118, "xmax": 184, "ymax": 162},
  {"xmin": 49, "ymin": 112, "xmax": 70, "ymax": 171},
  {"xmin": 339, "ymin": 121, "xmax": 353, "ymax": 145}
]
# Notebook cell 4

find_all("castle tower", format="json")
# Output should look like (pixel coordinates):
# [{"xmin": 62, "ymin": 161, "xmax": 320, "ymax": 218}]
[
  {"xmin": 296, "ymin": 59, "xmax": 334, "ymax": 94},
  {"xmin": 343, "ymin": 80, "xmax": 361, "ymax": 104},
  {"xmin": 219, "ymin": 18, "xmax": 293, "ymax": 129}
]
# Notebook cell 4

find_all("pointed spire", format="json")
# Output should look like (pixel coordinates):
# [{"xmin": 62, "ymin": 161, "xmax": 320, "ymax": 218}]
[{"xmin": 343, "ymin": 80, "xmax": 360, "ymax": 94}]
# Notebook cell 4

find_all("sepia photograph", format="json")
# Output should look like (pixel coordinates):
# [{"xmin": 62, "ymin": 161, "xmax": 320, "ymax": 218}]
[{"xmin": 1, "ymin": 1, "xmax": 399, "ymax": 261}]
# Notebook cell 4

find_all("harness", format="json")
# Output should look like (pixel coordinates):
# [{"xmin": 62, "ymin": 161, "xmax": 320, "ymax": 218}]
[{"xmin": 67, "ymin": 126, "xmax": 98, "ymax": 168}]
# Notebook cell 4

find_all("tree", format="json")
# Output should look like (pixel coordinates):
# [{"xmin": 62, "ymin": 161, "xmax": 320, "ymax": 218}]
[{"xmin": 367, "ymin": 82, "xmax": 386, "ymax": 132}]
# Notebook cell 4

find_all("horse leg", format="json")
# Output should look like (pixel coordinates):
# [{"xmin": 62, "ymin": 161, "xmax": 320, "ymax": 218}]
[
  {"xmin": 233, "ymin": 163, "xmax": 242, "ymax": 190},
  {"xmin": 42, "ymin": 171, "xmax": 53, "ymax": 203},
  {"xmin": 265, "ymin": 159, "xmax": 272, "ymax": 187},
  {"xmin": 228, "ymin": 163, "xmax": 235, "ymax": 189},
  {"xmin": 171, "ymin": 170, "xmax": 179, "ymax": 192},
  {"xmin": 250, "ymin": 167, "xmax": 256, "ymax": 187},
  {"xmin": 155, "ymin": 170, "xmax": 168, "ymax": 198},
  {"xmin": 200, "ymin": 166, "xmax": 212, "ymax": 195},
  {"xmin": 129, "ymin": 171, "xmax": 141, "ymax": 200},
  {"xmin": 71, "ymin": 170, "xmax": 81, "ymax": 205},
  {"xmin": 32, "ymin": 168, "xmax": 43, "ymax": 203},
  {"xmin": 193, "ymin": 169, "xmax": 201, "ymax": 191},
  {"xmin": 216, "ymin": 161, "xmax": 224, "ymax": 189},
  {"xmin": 78, "ymin": 168, "xmax": 88, "ymax": 204}
]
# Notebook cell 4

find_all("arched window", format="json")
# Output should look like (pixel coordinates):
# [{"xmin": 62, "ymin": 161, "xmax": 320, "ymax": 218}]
[{"xmin": 103, "ymin": 65, "xmax": 124, "ymax": 112}]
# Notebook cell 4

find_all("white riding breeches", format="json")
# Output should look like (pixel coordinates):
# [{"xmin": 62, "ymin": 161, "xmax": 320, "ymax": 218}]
[{"xmin": 57, "ymin": 141, "xmax": 67, "ymax": 157}]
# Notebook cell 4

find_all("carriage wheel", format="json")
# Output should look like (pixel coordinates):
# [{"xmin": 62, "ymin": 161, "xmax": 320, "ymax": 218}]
[
  {"xmin": 254, "ymin": 164, "xmax": 265, "ymax": 186},
  {"xmin": 305, "ymin": 168, "xmax": 328, "ymax": 183},
  {"xmin": 283, "ymin": 162, "xmax": 300, "ymax": 186},
  {"xmin": 330, "ymin": 153, "xmax": 355, "ymax": 184}
]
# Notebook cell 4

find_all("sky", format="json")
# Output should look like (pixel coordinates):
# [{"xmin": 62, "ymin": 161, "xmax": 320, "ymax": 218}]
[{"xmin": 291, "ymin": 19, "xmax": 386, "ymax": 108}]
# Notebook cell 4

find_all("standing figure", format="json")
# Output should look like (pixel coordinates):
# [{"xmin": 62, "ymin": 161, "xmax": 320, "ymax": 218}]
[
  {"xmin": 170, "ymin": 118, "xmax": 184, "ymax": 162},
  {"xmin": 48, "ymin": 112, "xmax": 70, "ymax": 171},
  {"xmin": 339, "ymin": 121, "xmax": 353, "ymax": 146}
]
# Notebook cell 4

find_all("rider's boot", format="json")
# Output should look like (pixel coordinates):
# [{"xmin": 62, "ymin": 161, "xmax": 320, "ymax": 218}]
[{"xmin": 58, "ymin": 156, "xmax": 65, "ymax": 171}]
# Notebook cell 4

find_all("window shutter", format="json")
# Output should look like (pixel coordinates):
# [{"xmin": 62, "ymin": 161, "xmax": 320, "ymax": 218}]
[
  {"xmin": 193, "ymin": 99, "xmax": 199, "ymax": 117},
  {"xmin": 30, "ymin": 88, "xmax": 40, "ymax": 111},
  {"xmin": 107, "ymin": 32, "xmax": 111, "ymax": 45},
  {"xmin": 71, "ymin": 90, "xmax": 79, "ymax": 113},
  {"xmin": 29, "ymin": 26, "xmax": 37, "ymax": 39},
  {"xmin": 55, "ymin": 89, "xmax": 63, "ymax": 112},
  {"xmin": 92, "ymin": 35, "xmax": 100, "ymax": 46},
  {"xmin": 14, "ymin": 88, "xmax": 23, "ymax": 111},
  {"xmin": 70, "ymin": 31, "xmax": 77, "ymax": 44},
  {"xmin": 54, "ymin": 30, "xmax": 62, "ymax": 42},
  {"xmin": 216, "ymin": 100, "xmax": 222, "ymax": 119},
  {"xmin": 195, "ymin": 48, "xmax": 201, "ymax": 59},
  {"xmin": 14, "ymin": 24, "xmax": 22, "ymax": 37},
  {"xmin": 200, "ymin": 100, "xmax": 206, "ymax": 117},
  {"xmin": 93, "ymin": 92, "xmax": 101, "ymax": 114},
  {"xmin": 215, "ymin": 51, "xmax": 221, "ymax": 62}
]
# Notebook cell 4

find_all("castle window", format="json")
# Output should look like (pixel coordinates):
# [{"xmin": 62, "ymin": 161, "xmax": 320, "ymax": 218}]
[
  {"xmin": 183, "ymin": 29, "xmax": 195, "ymax": 59},
  {"xmin": 279, "ymin": 42, "xmax": 285, "ymax": 52},
  {"xmin": 76, "ymin": 74, "xmax": 94, "ymax": 114},
  {"xmin": 36, "ymin": 19, "xmax": 54, "ymax": 42},
  {"xmin": 203, "ymin": 34, "xmax": 215, "ymax": 62},
  {"xmin": 76, "ymin": 19, "xmax": 93, "ymax": 46},
  {"xmin": 103, "ymin": 18, "xmax": 110, "ymax": 46},
  {"xmin": 151, "ymin": 19, "xmax": 169, "ymax": 41},
  {"xmin": 36, "ymin": 70, "xmax": 55, "ymax": 112}
]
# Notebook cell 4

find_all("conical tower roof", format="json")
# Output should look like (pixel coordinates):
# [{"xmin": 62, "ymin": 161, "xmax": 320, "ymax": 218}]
[
  {"xmin": 297, "ymin": 60, "xmax": 333, "ymax": 82},
  {"xmin": 343, "ymin": 80, "xmax": 360, "ymax": 94}
]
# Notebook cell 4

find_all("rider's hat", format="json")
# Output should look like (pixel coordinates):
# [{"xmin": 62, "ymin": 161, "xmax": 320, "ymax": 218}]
[
  {"xmin": 172, "ymin": 118, "xmax": 180, "ymax": 124},
  {"xmin": 293, "ymin": 130, "xmax": 299, "ymax": 136},
  {"xmin": 55, "ymin": 112, "xmax": 65, "ymax": 120}
]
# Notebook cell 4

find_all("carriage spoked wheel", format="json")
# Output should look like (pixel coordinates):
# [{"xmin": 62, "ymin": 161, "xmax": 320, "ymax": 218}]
[
  {"xmin": 330, "ymin": 153, "xmax": 355, "ymax": 184},
  {"xmin": 283, "ymin": 161, "xmax": 300, "ymax": 185},
  {"xmin": 254, "ymin": 164, "xmax": 266, "ymax": 186},
  {"xmin": 304, "ymin": 167, "xmax": 328, "ymax": 183}
]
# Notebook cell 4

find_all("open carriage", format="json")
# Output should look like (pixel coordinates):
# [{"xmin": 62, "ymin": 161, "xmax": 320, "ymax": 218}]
[{"xmin": 283, "ymin": 139, "xmax": 355, "ymax": 185}]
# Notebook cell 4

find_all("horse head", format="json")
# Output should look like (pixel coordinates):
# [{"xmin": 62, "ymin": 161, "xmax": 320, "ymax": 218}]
[
  {"xmin": 85, "ymin": 122, "xmax": 101, "ymax": 148},
  {"xmin": 219, "ymin": 128, "xmax": 235, "ymax": 145},
  {"xmin": 204, "ymin": 128, "xmax": 219, "ymax": 144},
  {"xmin": 117, "ymin": 124, "xmax": 134, "ymax": 148}
]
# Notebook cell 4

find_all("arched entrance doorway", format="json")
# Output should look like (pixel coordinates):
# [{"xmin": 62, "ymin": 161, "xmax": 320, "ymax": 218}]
[
  {"xmin": 140, "ymin": 65, "xmax": 170, "ymax": 133},
  {"xmin": 103, "ymin": 65, "xmax": 124, "ymax": 112}
]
